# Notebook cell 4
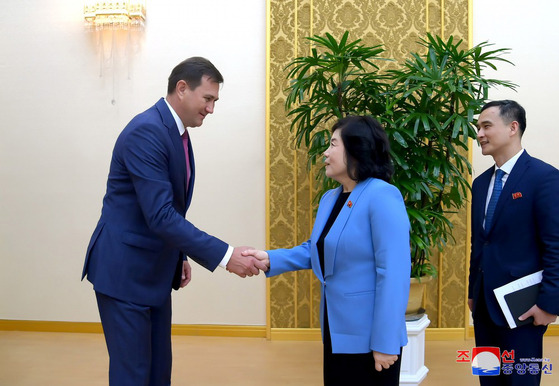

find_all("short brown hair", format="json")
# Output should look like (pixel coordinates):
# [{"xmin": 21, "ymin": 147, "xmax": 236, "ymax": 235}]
[{"xmin": 167, "ymin": 57, "xmax": 223, "ymax": 94}]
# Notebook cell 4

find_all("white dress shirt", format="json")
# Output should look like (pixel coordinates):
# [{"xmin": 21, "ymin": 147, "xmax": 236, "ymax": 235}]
[{"xmin": 484, "ymin": 148, "xmax": 524, "ymax": 224}]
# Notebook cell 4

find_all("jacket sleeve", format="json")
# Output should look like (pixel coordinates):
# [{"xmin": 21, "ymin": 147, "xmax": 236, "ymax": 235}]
[
  {"xmin": 264, "ymin": 190, "xmax": 336, "ymax": 277},
  {"xmin": 534, "ymin": 167, "xmax": 559, "ymax": 315},
  {"xmin": 266, "ymin": 240, "xmax": 313, "ymax": 277},
  {"xmin": 122, "ymin": 122, "xmax": 227, "ymax": 271},
  {"xmin": 369, "ymin": 183, "xmax": 411, "ymax": 354}
]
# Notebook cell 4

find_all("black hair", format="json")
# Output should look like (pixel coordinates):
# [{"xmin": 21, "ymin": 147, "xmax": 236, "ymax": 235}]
[
  {"xmin": 481, "ymin": 100, "xmax": 526, "ymax": 136},
  {"xmin": 331, "ymin": 115, "xmax": 394, "ymax": 183}
]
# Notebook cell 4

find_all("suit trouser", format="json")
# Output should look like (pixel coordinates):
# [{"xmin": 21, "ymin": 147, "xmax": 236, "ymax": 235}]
[
  {"xmin": 473, "ymin": 290, "xmax": 547, "ymax": 386},
  {"xmin": 96, "ymin": 291, "xmax": 172, "ymax": 386}
]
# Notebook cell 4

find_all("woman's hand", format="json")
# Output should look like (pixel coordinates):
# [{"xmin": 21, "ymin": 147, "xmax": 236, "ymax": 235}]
[
  {"xmin": 242, "ymin": 249, "xmax": 270, "ymax": 272},
  {"xmin": 373, "ymin": 351, "xmax": 398, "ymax": 371}
]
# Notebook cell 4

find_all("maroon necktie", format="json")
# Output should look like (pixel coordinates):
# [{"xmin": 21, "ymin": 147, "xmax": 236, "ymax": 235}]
[{"xmin": 182, "ymin": 131, "xmax": 191, "ymax": 190}]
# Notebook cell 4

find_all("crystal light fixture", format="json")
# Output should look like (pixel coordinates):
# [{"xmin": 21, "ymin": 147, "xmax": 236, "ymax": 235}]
[{"xmin": 84, "ymin": 1, "xmax": 146, "ymax": 29}]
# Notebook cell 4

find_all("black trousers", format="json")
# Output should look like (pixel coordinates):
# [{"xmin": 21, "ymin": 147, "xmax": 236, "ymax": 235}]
[
  {"xmin": 473, "ymin": 291, "xmax": 547, "ymax": 386},
  {"xmin": 322, "ymin": 302, "xmax": 402, "ymax": 385}
]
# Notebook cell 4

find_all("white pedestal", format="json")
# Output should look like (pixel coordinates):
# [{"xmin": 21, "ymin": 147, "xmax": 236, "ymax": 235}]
[{"xmin": 399, "ymin": 314, "xmax": 431, "ymax": 385}]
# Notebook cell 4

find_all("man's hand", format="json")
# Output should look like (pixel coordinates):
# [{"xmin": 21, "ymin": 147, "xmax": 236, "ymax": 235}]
[
  {"xmin": 468, "ymin": 298, "xmax": 474, "ymax": 312},
  {"xmin": 519, "ymin": 304, "xmax": 557, "ymax": 326},
  {"xmin": 242, "ymin": 249, "xmax": 270, "ymax": 272},
  {"xmin": 180, "ymin": 260, "xmax": 192, "ymax": 288},
  {"xmin": 226, "ymin": 246, "xmax": 268, "ymax": 278},
  {"xmin": 373, "ymin": 351, "xmax": 398, "ymax": 371}
]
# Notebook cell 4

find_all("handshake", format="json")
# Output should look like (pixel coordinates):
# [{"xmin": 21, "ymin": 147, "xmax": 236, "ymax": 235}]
[{"xmin": 226, "ymin": 246, "xmax": 270, "ymax": 278}]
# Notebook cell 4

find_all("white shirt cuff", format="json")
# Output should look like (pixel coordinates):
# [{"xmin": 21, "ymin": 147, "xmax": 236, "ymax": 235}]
[{"xmin": 218, "ymin": 245, "xmax": 233, "ymax": 268}]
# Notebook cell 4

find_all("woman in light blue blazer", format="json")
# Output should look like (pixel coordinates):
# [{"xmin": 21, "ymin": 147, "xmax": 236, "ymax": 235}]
[{"xmin": 245, "ymin": 116, "xmax": 411, "ymax": 385}]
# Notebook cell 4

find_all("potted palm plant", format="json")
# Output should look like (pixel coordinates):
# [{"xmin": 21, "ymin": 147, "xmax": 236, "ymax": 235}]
[
  {"xmin": 382, "ymin": 34, "xmax": 516, "ymax": 314},
  {"xmin": 285, "ymin": 31, "xmax": 389, "ymax": 194},
  {"xmin": 285, "ymin": 32, "xmax": 516, "ymax": 314}
]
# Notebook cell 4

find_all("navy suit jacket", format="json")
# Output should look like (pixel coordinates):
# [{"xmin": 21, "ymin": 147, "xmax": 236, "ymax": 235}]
[
  {"xmin": 469, "ymin": 151, "xmax": 559, "ymax": 326},
  {"xmin": 267, "ymin": 178, "xmax": 411, "ymax": 355},
  {"xmin": 82, "ymin": 98, "xmax": 228, "ymax": 306}
]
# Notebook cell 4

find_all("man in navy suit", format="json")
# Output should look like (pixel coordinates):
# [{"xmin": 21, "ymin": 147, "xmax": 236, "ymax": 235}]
[
  {"xmin": 82, "ymin": 57, "xmax": 267, "ymax": 385},
  {"xmin": 468, "ymin": 100, "xmax": 559, "ymax": 385}
]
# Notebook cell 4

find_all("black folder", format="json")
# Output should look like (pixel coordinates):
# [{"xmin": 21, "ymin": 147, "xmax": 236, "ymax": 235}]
[
  {"xmin": 493, "ymin": 270, "xmax": 542, "ymax": 329},
  {"xmin": 502, "ymin": 283, "xmax": 539, "ymax": 327}
]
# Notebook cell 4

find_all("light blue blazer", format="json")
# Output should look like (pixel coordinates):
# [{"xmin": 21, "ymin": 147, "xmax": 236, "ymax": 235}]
[{"xmin": 267, "ymin": 178, "xmax": 411, "ymax": 354}]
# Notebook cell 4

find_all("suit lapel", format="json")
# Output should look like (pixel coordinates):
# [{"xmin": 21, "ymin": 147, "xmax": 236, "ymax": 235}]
[
  {"xmin": 310, "ymin": 187, "xmax": 339, "ymax": 279},
  {"xmin": 322, "ymin": 179, "xmax": 371, "ymax": 278},
  {"xmin": 155, "ymin": 98, "xmax": 190, "ymax": 209},
  {"xmin": 476, "ymin": 169, "xmax": 492, "ymax": 233}
]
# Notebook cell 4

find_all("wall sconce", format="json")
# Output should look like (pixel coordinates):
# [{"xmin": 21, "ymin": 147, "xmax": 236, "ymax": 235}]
[
  {"xmin": 84, "ymin": 1, "xmax": 147, "ymax": 103},
  {"xmin": 84, "ymin": 1, "xmax": 146, "ymax": 29}
]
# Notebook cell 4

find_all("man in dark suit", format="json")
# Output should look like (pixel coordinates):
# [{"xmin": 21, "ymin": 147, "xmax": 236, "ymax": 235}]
[
  {"xmin": 468, "ymin": 100, "xmax": 559, "ymax": 385},
  {"xmin": 81, "ymin": 57, "xmax": 267, "ymax": 385}
]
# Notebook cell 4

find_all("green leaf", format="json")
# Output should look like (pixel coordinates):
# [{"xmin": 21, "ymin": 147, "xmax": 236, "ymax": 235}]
[{"xmin": 284, "ymin": 30, "xmax": 516, "ymax": 279}]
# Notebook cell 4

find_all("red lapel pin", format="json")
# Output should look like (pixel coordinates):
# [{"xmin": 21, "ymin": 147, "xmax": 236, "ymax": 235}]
[
  {"xmin": 512, "ymin": 192, "xmax": 522, "ymax": 199},
  {"xmin": 347, "ymin": 200, "xmax": 353, "ymax": 208}
]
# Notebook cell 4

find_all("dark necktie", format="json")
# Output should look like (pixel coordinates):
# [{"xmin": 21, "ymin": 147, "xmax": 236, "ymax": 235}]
[
  {"xmin": 485, "ymin": 169, "xmax": 505, "ymax": 230},
  {"xmin": 182, "ymin": 131, "xmax": 191, "ymax": 189}
]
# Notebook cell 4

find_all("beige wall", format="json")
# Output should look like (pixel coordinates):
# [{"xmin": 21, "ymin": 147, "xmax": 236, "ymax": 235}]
[
  {"xmin": 0, "ymin": 0, "xmax": 267, "ymax": 324},
  {"xmin": 472, "ymin": 0, "xmax": 559, "ymax": 174},
  {"xmin": 1, "ymin": 0, "xmax": 558, "ymax": 327}
]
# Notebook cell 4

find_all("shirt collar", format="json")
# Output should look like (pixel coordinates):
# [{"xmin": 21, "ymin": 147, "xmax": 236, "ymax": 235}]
[
  {"xmin": 164, "ymin": 98, "xmax": 186, "ymax": 136},
  {"xmin": 496, "ymin": 148, "xmax": 524, "ymax": 175}
]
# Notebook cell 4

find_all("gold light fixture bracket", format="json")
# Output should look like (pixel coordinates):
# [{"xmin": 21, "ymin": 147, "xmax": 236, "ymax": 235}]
[{"xmin": 84, "ymin": 1, "xmax": 146, "ymax": 30}]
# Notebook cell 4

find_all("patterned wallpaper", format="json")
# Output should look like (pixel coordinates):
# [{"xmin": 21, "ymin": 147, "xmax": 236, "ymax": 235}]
[{"xmin": 267, "ymin": 0, "xmax": 470, "ymax": 330}]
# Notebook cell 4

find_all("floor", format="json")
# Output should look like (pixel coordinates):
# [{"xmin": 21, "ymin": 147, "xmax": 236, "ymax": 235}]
[{"xmin": 0, "ymin": 331, "xmax": 557, "ymax": 385}]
